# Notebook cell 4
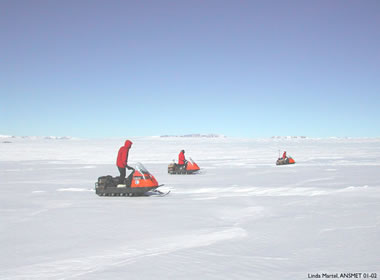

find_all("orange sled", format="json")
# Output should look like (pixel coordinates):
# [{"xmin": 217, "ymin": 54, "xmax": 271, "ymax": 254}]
[
  {"xmin": 276, "ymin": 157, "xmax": 295, "ymax": 165},
  {"xmin": 96, "ymin": 163, "xmax": 165, "ymax": 196},
  {"xmin": 168, "ymin": 158, "xmax": 200, "ymax": 174}
]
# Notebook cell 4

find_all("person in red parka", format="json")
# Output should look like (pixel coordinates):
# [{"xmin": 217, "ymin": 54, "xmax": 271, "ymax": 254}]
[
  {"xmin": 178, "ymin": 150, "xmax": 187, "ymax": 167},
  {"xmin": 116, "ymin": 140, "xmax": 133, "ymax": 185},
  {"xmin": 282, "ymin": 151, "xmax": 287, "ymax": 159}
]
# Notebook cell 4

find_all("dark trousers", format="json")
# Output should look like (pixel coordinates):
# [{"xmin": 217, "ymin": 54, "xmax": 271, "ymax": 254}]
[
  {"xmin": 177, "ymin": 161, "xmax": 188, "ymax": 168},
  {"xmin": 118, "ymin": 167, "xmax": 126, "ymax": 184},
  {"xmin": 118, "ymin": 167, "xmax": 134, "ymax": 186}
]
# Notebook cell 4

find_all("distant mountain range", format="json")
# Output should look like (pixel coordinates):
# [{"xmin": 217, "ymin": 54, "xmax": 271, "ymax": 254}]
[
  {"xmin": 271, "ymin": 136, "xmax": 308, "ymax": 139},
  {"xmin": 0, "ymin": 135, "xmax": 74, "ymax": 141},
  {"xmin": 160, "ymin": 134, "xmax": 226, "ymax": 138}
]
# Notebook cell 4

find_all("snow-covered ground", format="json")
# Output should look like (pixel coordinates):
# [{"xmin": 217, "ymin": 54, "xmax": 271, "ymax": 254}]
[{"xmin": 1, "ymin": 137, "xmax": 379, "ymax": 280}]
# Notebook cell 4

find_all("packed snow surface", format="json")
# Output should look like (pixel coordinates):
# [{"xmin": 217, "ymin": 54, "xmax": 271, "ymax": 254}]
[{"xmin": 1, "ymin": 137, "xmax": 379, "ymax": 279}]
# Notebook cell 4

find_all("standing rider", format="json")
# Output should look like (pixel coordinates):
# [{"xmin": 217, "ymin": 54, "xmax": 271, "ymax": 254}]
[{"xmin": 116, "ymin": 140, "xmax": 134, "ymax": 185}]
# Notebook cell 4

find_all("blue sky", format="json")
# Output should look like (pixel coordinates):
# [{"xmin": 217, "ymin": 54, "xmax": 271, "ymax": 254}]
[{"xmin": 1, "ymin": 0, "xmax": 379, "ymax": 138}]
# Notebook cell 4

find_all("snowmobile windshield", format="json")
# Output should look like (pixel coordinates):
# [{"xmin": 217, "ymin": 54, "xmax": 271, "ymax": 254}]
[
  {"xmin": 135, "ymin": 162, "xmax": 150, "ymax": 176},
  {"xmin": 189, "ymin": 157, "xmax": 195, "ymax": 164}
]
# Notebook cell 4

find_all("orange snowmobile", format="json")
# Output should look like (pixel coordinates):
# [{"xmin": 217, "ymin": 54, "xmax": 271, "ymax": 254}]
[
  {"xmin": 168, "ymin": 158, "xmax": 200, "ymax": 174},
  {"xmin": 276, "ymin": 156, "xmax": 295, "ymax": 165},
  {"xmin": 96, "ymin": 163, "xmax": 168, "ymax": 196}
]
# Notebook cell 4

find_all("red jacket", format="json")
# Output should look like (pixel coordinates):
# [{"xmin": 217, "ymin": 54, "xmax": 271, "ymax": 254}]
[
  {"xmin": 116, "ymin": 140, "xmax": 133, "ymax": 168},
  {"xmin": 282, "ymin": 151, "xmax": 287, "ymax": 159},
  {"xmin": 178, "ymin": 151, "xmax": 185, "ymax": 165}
]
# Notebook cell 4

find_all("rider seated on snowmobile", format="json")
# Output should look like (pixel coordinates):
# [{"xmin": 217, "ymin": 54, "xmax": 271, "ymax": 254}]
[
  {"xmin": 278, "ymin": 151, "xmax": 290, "ymax": 164},
  {"xmin": 178, "ymin": 150, "xmax": 188, "ymax": 169},
  {"xmin": 282, "ymin": 151, "xmax": 287, "ymax": 160}
]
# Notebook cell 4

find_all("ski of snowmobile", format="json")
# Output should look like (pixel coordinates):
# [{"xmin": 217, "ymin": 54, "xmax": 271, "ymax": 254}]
[{"xmin": 144, "ymin": 189, "xmax": 171, "ymax": 197}]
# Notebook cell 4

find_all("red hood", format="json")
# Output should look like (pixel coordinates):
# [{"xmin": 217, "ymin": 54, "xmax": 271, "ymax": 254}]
[{"xmin": 124, "ymin": 140, "xmax": 133, "ymax": 148}]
